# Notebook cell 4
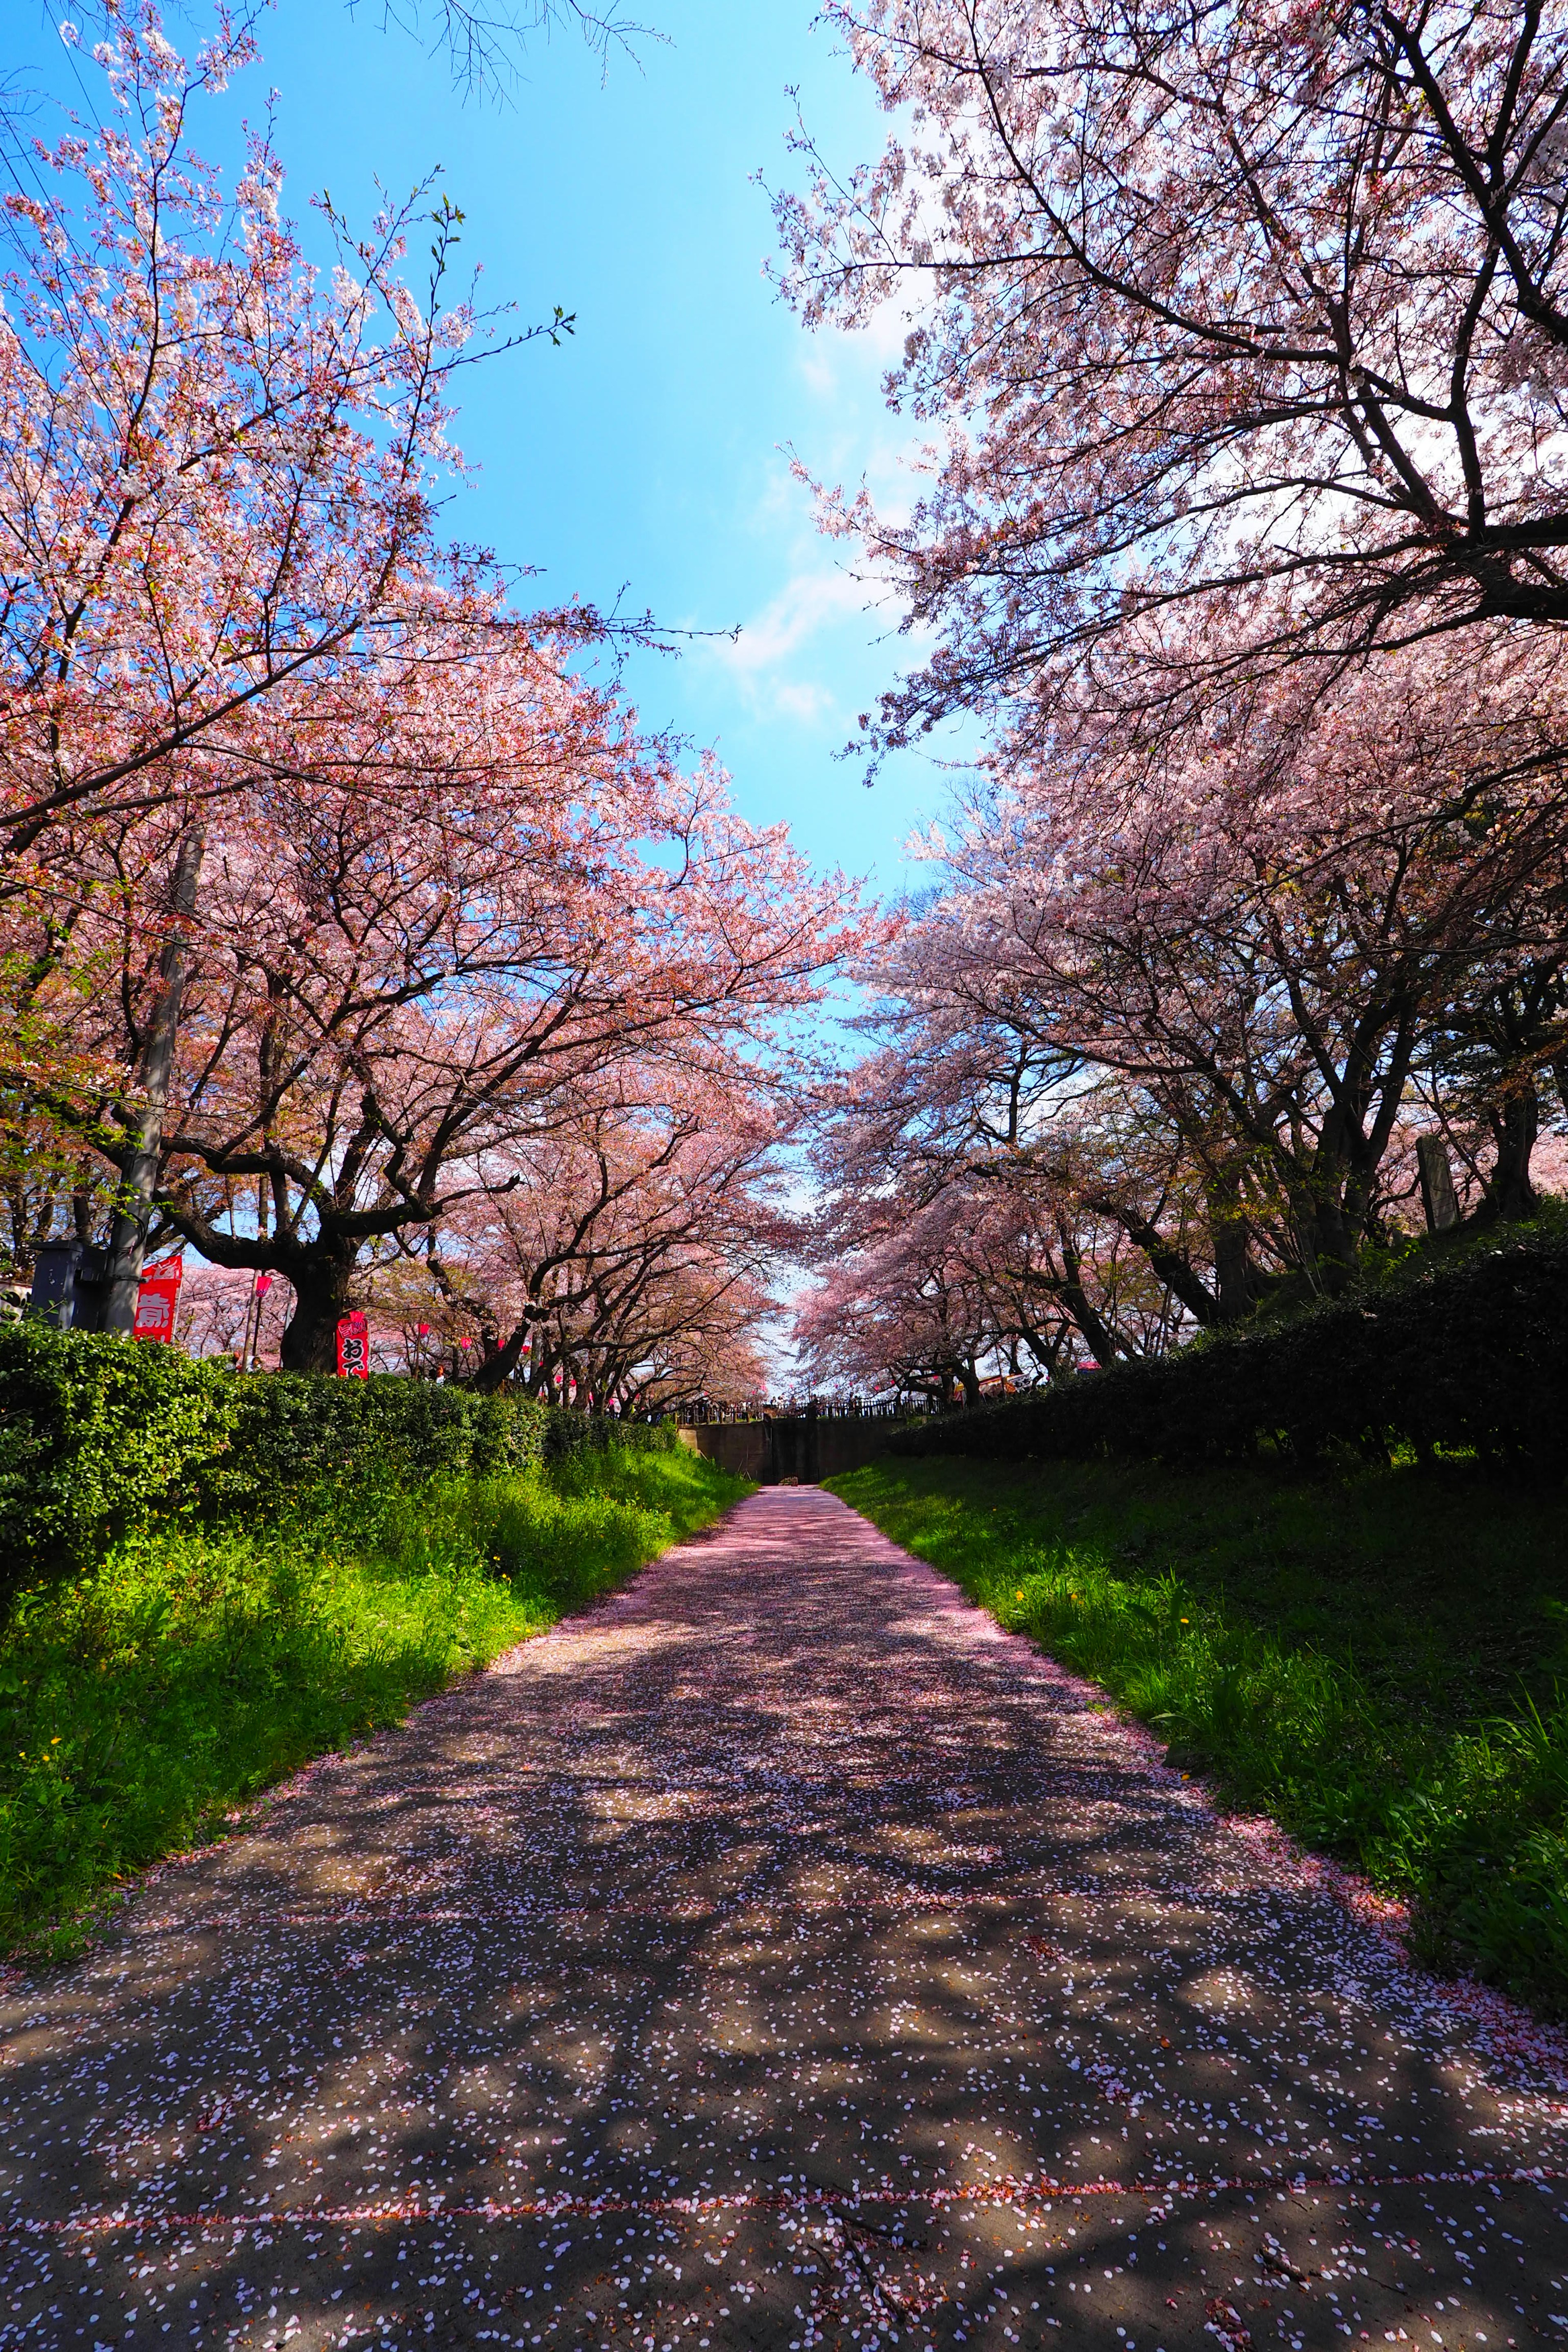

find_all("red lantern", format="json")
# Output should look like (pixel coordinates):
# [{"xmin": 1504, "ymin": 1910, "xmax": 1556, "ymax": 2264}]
[
  {"xmin": 416, "ymin": 1322, "xmax": 431, "ymax": 1338},
  {"xmin": 254, "ymin": 1272, "xmax": 273, "ymax": 1297}
]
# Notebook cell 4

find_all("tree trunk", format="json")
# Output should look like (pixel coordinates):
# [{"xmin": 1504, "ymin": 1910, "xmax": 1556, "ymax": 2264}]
[
  {"xmin": 1055, "ymin": 1216, "xmax": 1123, "ymax": 1362},
  {"xmin": 1307, "ymin": 1186, "xmax": 1359, "ymax": 1282},
  {"xmin": 1483, "ymin": 1079, "xmax": 1539, "ymax": 1223},
  {"xmin": 101, "ymin": 827, "xmax": 206, "ymax": 1334},
  {"xmin": 1099, "ymin": 1202, "xmax": 1219, "ymax": 1326},
  {"xmin": 471, "ymin": 1318, "xmax": 530, "ymax": 1394},
  {"xmin": 1207, "ymin": 1183, "xmax": 1257, "ymax": 1323},
  {"xmin": 279, "ymin": 1247, "xmax": 360, "ymax": 1372}
]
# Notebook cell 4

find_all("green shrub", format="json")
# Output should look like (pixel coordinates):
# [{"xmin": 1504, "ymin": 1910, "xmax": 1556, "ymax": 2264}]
[
  {"xmin": 213, "ymin": 1372, "xmax": 549, "ymax": 1500},
  {"xmin": 0, "ymin": 1325, "xmax": 236, "ymax": 1591},
  {"xmin": 893, "ymin": 1227, "xmax": 1568, "ymax": 1477},
  {"xmin": 0, "ymin": 1319, "xmax": 675, "ymax": 1602}
]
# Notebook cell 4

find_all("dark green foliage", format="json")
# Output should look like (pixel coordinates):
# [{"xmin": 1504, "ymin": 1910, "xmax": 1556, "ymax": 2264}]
[
  {"xmin": 892, "ymin": 1229, "xmax": 1568, "ymax": 1476},
  {"xmin": 215, "ymin": 1372, "xmax": 541, "ymax": 1497},
  {"xmin": 0, "ymin": 1319, "xmax": 675, "ymax": 1601},
  {"xmin": 219, "ymin": 1367, "xmax": 671, "ymax": 1497},
  {"xmin": 832, "ymin": 1454, "xmax": 1568, "ymax": 2016},
  {"xmin": 0, "ymin": 1325, "xmax": 238, "ymax": 1590}
]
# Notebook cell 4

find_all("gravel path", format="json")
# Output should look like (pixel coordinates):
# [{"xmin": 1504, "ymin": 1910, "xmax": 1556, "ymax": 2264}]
[{"xmin": 2, "ymin": 1485, "xmax": 1566, "ymax": 2352}]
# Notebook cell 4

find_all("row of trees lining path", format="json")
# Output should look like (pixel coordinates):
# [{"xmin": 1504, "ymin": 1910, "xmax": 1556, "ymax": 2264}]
[
  {"xmin": 777, "ymin": 1, "xmax": 1568, "ymax": 1399},
  {"xmin": 0, "ymin": 7, "xmax": 858, "ymax": 1395}
]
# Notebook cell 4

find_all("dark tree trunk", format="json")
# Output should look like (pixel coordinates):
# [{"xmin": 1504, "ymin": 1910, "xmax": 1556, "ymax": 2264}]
[
  {"xmin": 1100, "ymin": 1202, "xmax": 1219, "ymax": 1326},
  {"xmin": 1209, "ymin": 1204, "xmax": 1257, "ymax": 1323},
  {"xmin": 279, "ymin": 1247, "xmax": 360, "ymax": 1372},
  {"xmin": 470, "ymin": 1318, "xmax": 531, "ymax": 1394},
  {"xmin": 1483, "ymin": 1079, "xmax": 1540, "ymax": 1223},
  {"xmin": 102, "ymin": 827, "xmax": 207, "ymax": 1334},
  {"xmin": 1055, "ymin": 1216, "xmax": 1123, "ymax": 1362},
  {"xmin": 1308, "ymin": 1186, "xmax": 1359, "ymax": 1280}
]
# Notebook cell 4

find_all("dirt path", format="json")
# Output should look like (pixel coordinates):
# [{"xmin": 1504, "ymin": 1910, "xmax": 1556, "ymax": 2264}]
[{"xmin": 1, "ymin": 1486, "xmax": 1565, "ymax": 2352}]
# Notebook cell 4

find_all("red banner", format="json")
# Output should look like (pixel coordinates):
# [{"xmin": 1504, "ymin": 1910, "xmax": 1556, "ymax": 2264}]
[
  {"xmin": 131, "ymin": 1255, "xmax": 184, "ymax": 1344},
  {"xmin": 336, "ymin": 1310, "xmax": 370, "ymax": 1379}
]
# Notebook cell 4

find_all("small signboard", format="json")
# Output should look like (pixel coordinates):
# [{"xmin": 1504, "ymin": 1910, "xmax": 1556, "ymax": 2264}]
[
  {"xmin": 336, "ymin": 1309, "xmax": 370, "ymax": 1379},
  {"xmin": 131, "ymin": 1255, "xmax": 184, "ymax": 1343},
  {"xmin": 29, "ymin": 1238, "xmax": 103, "ymax": 1330}
]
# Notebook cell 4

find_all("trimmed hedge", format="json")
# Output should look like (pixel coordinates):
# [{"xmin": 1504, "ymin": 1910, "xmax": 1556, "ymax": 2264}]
[
  {"xmin": 0, "ymin": 1321, "xmax": 671, "ymax": 1596},
  {"xmin": 0, "ymin": 1327, "xmax": 236, "ymax": 1585},
  {"xmin": 893, "ymin": 1230, "xmax": 1568, "ymax": 1477}
]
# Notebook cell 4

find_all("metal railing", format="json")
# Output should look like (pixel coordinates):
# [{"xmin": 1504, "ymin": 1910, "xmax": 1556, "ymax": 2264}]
[{"xmin": 673, "ymin": 1396, "xmax": 944, "ymax": 1426}]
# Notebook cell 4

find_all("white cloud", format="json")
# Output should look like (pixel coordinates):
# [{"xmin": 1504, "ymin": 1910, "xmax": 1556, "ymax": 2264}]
[
  {"xmin": 716, "ymin": 566, "xmax": 873, "ymax": 677},
  {"xmin": 797, "ymin": 346, "xmax": 841, "ymax": 400},
  {"xmin": 771, "ymin": 677, "xmax": 836, "ymax": 723},
  {"xmin": 702, "ymin": 558, "xmax": 909, "ymax": 728}
]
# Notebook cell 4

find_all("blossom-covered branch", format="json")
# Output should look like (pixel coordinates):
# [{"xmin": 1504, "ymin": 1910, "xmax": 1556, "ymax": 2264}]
[{"xmin": 776, "ymin": 0, "xmax": 1568, "ymax": 749}]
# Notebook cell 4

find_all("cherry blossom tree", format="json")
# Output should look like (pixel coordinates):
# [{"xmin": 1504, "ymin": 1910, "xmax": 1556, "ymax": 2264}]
[
  {"xmin": 0, "ymin": 2, "xmax": 685, "ymax": 1334},
  {"xmin": 23, "ymin": 622, "xmax": 857, "ymax": 1366},
  {"xmin": 798, "ymin": 1050, "xmax": 1193, "ymax": 1395},
  {"xmin": 776, "ymin": 0, "xmax": 1568, "ymax": 751},
  {"xmin": 396, "ymin": 1077, "xmax": 789, "ymax": 1405},
  {"xmin": 0, "ymin": 7, "xmax": 864, "ymax": 1374},
  {"xmin": 810, "ymin": 613, "xmax": 1568, "ymax": 1373},
  {"xmin": 957, "ymin": 619, "xmax": 1568, "ymax": 1278},
  {"xmin": 793, "ymin": 1212, "xmax": 998, "ymax": 1406},
  {"xmin": 0, "ymin": 6, "xmax": 564, "ymax": 877}
]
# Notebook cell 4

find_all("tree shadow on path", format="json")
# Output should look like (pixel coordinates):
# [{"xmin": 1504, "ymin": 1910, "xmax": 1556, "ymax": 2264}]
[{"xmin": 0, "ymin": 1486, "xmax": 1564, "ymax": 2351}]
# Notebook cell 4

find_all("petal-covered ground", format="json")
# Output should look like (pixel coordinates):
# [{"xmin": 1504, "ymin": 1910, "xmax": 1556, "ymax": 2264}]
[{"xmin": 2, "ymin": 1486, "xmax": 1566, "ymax": 2352}]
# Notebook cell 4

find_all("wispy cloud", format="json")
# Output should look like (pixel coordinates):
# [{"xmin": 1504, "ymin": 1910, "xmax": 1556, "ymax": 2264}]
[
  {"xmin": 717, "ymin": 567, "xmax": 873, "ymax": 677},
  {"xmin": 697, "ymin": 563, "xmax": 895, "ymax": 727}
]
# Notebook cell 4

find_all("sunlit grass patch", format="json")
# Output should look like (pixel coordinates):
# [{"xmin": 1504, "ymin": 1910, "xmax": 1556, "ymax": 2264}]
[
  {"xmin": 830, "ymin": 1454, "xmax": 1568, "ymax": 2017},
  {"xmin": 0, "ymin": 1443, "xmax": 745, "ymax": 1961}
]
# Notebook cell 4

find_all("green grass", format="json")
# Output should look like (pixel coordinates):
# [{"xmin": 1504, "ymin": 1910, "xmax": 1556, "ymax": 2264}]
[
  {"xmin": 829, "ymin": 1454, "xmax": 1568, "ymax": 2016},
  {"xmin": 0, "ymin": 1441, "xmax": 745, "ymax": 1961}
]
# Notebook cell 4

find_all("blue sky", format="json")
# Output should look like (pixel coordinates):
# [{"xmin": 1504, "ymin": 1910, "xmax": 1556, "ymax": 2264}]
[{"xmin": 13, "ymin": 0, "xmax": 966, "ymax": 905}]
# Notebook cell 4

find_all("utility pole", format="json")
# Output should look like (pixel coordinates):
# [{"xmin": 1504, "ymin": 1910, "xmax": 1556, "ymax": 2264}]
[{"xmin": 101, "ymin": 826, "xmax": 206, "ymax": 1335}]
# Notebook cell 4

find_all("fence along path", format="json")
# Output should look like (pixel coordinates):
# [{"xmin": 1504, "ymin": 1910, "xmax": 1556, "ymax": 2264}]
[{"xmin": 0, "ymin": 1486, "xmax": 1564, "ymax": 2350}]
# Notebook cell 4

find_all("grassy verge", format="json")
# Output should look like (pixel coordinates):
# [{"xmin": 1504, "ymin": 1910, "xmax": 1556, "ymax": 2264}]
[
  {"xmin": 828, "ymin": 1454, "xmax": 1568, "ymax": 2016},
  {"xmin": 0, "ymin": 1441, "xmax": 745, "ymax": 1961}
]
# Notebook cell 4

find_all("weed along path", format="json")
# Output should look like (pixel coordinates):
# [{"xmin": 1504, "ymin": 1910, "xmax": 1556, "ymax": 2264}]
[{"xmin": 1, "ymin": 1488, "xmax": 1566, "ymax": 2352}]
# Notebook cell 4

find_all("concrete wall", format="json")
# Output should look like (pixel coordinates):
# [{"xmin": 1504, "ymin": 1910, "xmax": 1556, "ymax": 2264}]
[{"xmin": 677, "ymin": 1417, "xmax": 908, "ymax": 1484}]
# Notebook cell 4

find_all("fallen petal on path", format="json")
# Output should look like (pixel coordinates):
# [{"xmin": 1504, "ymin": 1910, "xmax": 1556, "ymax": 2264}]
[{"xmin": 1, "ymin": 1487, "xmax": 1565, "ymax": 2352}]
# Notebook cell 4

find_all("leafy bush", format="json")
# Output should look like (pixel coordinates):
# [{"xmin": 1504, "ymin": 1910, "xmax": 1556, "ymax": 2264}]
[
  {"xmin": 893, "ymin": 1228, "xmax": 1568, "ymax": 1476},
  {"xmin": 0, "ymin": 1320, "xmax": 674, "ymax": 1600},
  {"xmin": 0, "ymin": 1325, "xmax": 236, "ymax": 1592}
]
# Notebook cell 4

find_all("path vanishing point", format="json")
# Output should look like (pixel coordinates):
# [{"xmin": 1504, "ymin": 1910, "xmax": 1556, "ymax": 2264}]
[{"xmin": 1, "ymin": 1487, "xmax": 1565, "ymax": 2352}]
